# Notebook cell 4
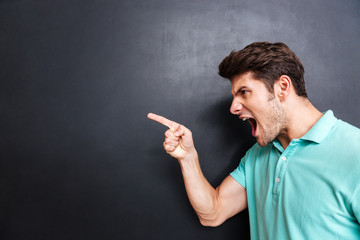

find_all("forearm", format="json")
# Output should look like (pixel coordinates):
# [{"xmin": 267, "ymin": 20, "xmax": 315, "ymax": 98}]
[
  {"xmin": 147, "ymin": 113, "xmax": 237, "ymax": 225},
  {"xmin": 178, "ymin": 151, "xmax": 221, "ymax": 225}
]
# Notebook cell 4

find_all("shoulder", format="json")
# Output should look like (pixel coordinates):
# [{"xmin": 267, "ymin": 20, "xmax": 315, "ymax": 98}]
[
  {"xmin": 335, "ymin": 119, "xmax": 360, "ymax": 134},
  {"xmin": 328, "ymin": 119, "xmax": 360, "ymax": 163},
  {"xmin": 332, "ymin": 119, "xmax": 360, "ymax": 144}
]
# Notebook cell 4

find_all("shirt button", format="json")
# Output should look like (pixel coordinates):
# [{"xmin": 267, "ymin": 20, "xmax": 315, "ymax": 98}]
[
  {"xmin": 276, "ymin": 178, "xmax": 281, "ymax": 183},
  {"xmin": 282, "ymin": 156, "xmax": 287, "ymax": 161}
]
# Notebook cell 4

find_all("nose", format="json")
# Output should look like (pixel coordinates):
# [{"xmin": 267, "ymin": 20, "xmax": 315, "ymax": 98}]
[{"xmin": 230, "ymin": 98, "xmax": 243, "ymax": 115}]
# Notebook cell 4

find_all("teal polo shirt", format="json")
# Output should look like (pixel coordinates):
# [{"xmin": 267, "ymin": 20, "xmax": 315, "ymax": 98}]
[{"xmin": 231, "ymin": 110, "xmax": 360, "ymax": 240}]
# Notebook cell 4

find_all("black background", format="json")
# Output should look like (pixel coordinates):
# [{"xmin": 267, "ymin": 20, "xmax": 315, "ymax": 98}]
[{"xmin": 1, "ymin": 0, "xmax": 359, "ymax": 239}]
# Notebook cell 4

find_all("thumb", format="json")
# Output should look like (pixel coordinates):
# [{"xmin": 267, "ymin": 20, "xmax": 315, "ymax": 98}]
[{"xmin": 174, "ymin": 125, "xmax": 194, "ymax": 149}]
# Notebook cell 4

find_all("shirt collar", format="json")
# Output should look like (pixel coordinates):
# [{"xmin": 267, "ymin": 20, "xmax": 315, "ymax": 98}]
[
  {"xmin": 300, "ymin": 110, "xmax": 337, "ymax": 143},
  {"xmin": 272, "ymin": 110, "xmax": 338, "ymax": 151}
]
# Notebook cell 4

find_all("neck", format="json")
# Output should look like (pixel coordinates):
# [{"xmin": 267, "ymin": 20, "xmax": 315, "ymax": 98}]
[{"xmin": 277, "ymin": 97, "xmax": 323, "ymax": 149}]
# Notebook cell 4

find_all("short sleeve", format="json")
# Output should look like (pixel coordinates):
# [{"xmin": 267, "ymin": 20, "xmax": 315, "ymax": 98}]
[{"xmin": 230, "ymin": 156, "xmax": 247, "ymax": 188}]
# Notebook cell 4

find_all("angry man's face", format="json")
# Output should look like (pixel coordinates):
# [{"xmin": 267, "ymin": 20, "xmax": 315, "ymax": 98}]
[{"xmin": 230, "ymin": 72, "xmax": 288, "ymax": 147}]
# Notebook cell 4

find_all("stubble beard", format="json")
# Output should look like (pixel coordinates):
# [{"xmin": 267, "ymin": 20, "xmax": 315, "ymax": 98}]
[{"xmin": 260, "ymin": 97, "xmax": 288, "ymax": 146}]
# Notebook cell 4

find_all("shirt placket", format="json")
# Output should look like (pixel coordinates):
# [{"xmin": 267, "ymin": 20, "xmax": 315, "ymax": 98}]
[{"xmin": 272, "ymin": 141, "xmax": 298, "ymax": 203}]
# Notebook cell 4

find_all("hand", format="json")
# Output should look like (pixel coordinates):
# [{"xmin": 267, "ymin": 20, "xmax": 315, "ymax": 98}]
[{"xmin": 147, "ymin": 113, "xmax": 196, "ymax": 160}]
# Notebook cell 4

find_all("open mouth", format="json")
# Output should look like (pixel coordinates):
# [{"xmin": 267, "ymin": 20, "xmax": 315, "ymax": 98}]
[
  {"xmin": 241, "ymin": 117, "xmax": 257, "ymax": 137},
  {"xmin": 248, "ymin": 118, "xmax": 257, "ymax": 137}
]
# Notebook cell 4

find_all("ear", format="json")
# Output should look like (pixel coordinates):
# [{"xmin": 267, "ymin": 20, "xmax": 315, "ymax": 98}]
[{"xmin": 275, "ymin": 75, "xmax": 292, "ymax": 101}]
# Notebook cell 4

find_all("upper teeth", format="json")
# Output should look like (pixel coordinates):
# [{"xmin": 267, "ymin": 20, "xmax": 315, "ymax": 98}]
[{"xmin": 242, "ymin": 118, "xmax": 248, "ymax": 121}]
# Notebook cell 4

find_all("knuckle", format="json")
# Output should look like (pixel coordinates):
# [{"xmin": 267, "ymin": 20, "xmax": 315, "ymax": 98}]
[
  {"xmin": 165, "ymin": 130, "xmax": 174, "ymax": 137},
  {"xmin": 165, "ymin": 145, "xmax": 174, "ymax": 152}
]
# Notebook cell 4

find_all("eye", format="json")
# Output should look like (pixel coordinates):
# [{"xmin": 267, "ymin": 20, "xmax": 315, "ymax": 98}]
[
  {"xmin": 234, "ymin": 88, "xmax": 250, "ymax": 97},
  {"xmin": 239, "ymin": 89, "xmax": 249, "ymax": 96}
]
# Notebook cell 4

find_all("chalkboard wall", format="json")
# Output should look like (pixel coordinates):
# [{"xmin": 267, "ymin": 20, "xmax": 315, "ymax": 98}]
[{"xmin": 1, "ymin": 0, "xmax": 359, "ymax": 239}]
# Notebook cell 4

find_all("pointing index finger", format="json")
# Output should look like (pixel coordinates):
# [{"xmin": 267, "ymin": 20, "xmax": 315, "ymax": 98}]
[{"xmin": 147, "ymin": 113, "xmax": 179, "ymax": 130}]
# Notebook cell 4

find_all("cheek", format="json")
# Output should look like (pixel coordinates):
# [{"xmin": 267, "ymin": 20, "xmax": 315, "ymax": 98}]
[
  {"xmin": 249, "ymin": 103, "xmax": 269, "ymax": 119},
  {"xmin": 253, "ymin": 107, "xmax": 276, "ymax": 129}
]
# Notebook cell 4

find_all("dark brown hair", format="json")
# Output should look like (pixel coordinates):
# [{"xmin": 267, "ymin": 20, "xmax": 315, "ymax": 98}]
[{"xmin": 218, "ymin": 42, "xmax": 307, "ymax": 97}]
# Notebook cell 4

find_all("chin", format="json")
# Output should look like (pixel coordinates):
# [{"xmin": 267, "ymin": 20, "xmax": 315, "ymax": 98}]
[
  {"xmin": 257, "ymin": 142, "xmax": 269, "ymax": 147},
  {"xmin": 256, "ymin": 138, "xmax": 271, "ymax": 147}
]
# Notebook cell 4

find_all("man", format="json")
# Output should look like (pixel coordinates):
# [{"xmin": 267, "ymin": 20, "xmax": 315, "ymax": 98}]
[{"xmin": 148, "ymin": 42, "xmax": 360, "ymax": 239}]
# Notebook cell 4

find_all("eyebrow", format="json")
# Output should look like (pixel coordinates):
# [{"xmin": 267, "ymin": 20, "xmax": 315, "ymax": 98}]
[{"xmin": 232, "ymin": 86, "xmax": 248, "ymax": 96}]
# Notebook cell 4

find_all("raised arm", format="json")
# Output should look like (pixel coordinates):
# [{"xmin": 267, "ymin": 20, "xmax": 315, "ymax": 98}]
[{"xmin": 147, "ymin": 113, "xmax": 247, "ymax": 226}]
